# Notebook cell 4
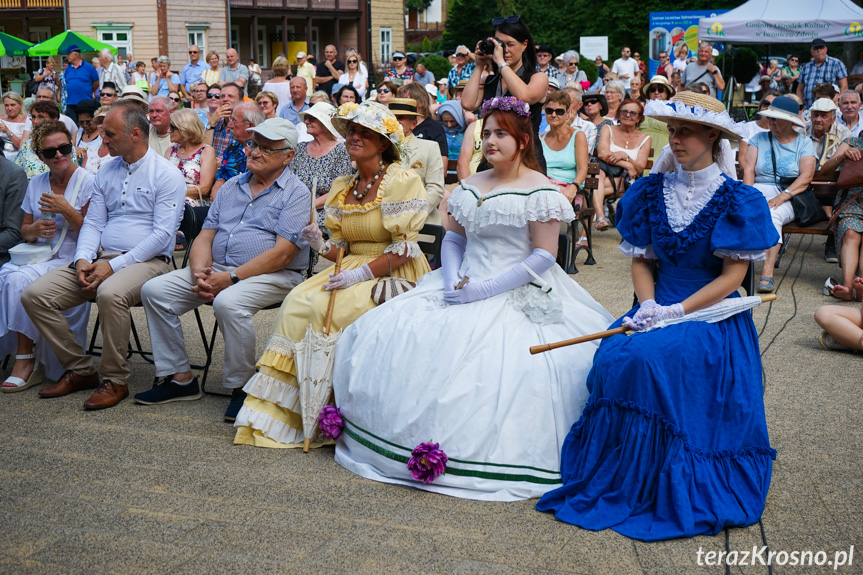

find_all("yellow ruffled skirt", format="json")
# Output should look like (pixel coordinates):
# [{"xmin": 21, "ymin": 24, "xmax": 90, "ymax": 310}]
[{"xmin": 234, "ymin": 243, "xmax": 430, "ymax": 448}]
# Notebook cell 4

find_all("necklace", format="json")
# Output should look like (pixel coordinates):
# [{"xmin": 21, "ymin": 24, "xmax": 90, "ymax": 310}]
[{"xmin": 352, "ymin": 161, "xmax": 385, "ymax": 200}]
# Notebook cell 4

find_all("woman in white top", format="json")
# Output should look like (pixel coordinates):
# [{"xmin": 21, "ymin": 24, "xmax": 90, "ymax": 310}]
[
  {"xmin": 672, "ymin": 43, "xmax": 689, "ymax": 73},
  {"xmin": 73, "ymin": 100, "xmax": 101, "ymax": 160},
  {"xmin": 593, "ymin": 99, "xmax": 651, "ymax": 230},
  {"xmin": 335, "ymin": 53, "xmax": 368, "ymax": 100},
  {"xmin": 1, "ymin": 92, "xmax": 27, "ymax": 159},
  {"xmin": 0, "ymin": 120, "xmax": 94, "ymax": 392},
  {"xmin": 261, "ymin": 56, "xmax": 293, "ymax": 114}
]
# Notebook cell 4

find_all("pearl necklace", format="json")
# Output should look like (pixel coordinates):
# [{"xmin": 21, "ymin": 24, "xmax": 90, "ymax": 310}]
[{"xmin": 352, "ymin": 162, "xmax": 385, "ymax": 200}]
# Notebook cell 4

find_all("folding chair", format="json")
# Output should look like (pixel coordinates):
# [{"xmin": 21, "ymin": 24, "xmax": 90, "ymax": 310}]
[{"xmin": 563, "ymin": 161, "xmax": 598, "ymax": 274}]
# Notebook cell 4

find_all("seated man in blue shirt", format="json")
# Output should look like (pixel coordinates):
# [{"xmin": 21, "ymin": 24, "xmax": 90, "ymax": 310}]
[
  {"xmin": 22, "ymin": 101, "xmax": 186, "ymax": 410},
  {"xmin": 136, "ymin": 118, "xmax": 311, "ymax": 422}
]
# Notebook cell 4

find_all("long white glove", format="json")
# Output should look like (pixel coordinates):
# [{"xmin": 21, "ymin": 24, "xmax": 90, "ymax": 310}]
[
  {"xmin": 443, "ymin": 248, "xmax": 555, "ymax": 305},
  {"xmin": 301, "ymin": 223, "xmax": 328, "ymax": 254},
  {"xmin": 441, "ymin": 231, "xmax": 467, "ymax": 291},
  {"xmin": 623, "ymin": 299, "xmax": 684, "ymax": 331},
  {"xmin": 324, "ymin": 264, "xmax": 374, "ymax": 291}
]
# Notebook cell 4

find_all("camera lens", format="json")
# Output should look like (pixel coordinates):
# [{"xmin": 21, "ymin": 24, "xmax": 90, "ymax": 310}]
[{"xmin": 478, "ymin": 39, "xmax": 494, "ymax": 56}]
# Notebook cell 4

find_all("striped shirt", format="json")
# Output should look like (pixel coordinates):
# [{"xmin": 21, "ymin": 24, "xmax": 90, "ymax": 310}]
[
  {"xmin": 799, "ymin": 56, "xmax": 847, "ymax": 107},
  {"xmin": 203, "ymin": 166, "xmax": 311, "ymax": 271}
]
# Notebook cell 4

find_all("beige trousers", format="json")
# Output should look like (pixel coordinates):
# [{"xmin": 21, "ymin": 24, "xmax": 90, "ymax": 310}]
[{"xmin": 21, "ymin": 255, "xmax": 170, "ymax": 385}]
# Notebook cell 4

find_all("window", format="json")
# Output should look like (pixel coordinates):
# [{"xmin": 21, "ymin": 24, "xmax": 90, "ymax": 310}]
[
  {"xmin": 231, "ymin": 25, "xmax": 240, "ymax": 54},
  {"xmin": 186, "ymin": 23, "xmax": 210, "ymax": 54},
  {"xmin": 380, "ymin": 27, "xmax": 392, "ymax": 64},
  {"xmin": 256, "ymin": 25, "xmax": 268, "ymax": 67},
  {"xmin": 92, "ymin": 23, "xmax": 133, "ymax": 58},
  {"xmin": 29, "ymin": 26, "xmax": 52, "ymax": 68},
  {"xmin": 311, "ymin": 27, "xmax": 319, "ymax": 61}
]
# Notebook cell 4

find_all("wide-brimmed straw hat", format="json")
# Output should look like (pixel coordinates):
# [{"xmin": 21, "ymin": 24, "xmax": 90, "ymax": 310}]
[
  {"xmin": 582, "ymin": 93, "xmax": 608, "ymax": 117},
  {"xmin": 757, "ymin": 95, "xmax": 805, "ymax": 128},
  {"xmin": 388, "ymin": 98, "xmax": 420, "ymax": 116},
  {"xmin": 331, "ymin": 101, "xmax": 405, "ymax": 161},
  {"xmin": 298, "ymin": 102, "xmax": 340, "ymax": 140},
  {"xmin": 641, "ymin": 75, "xmax": 675, "ymax": 100},
  {"xmin": 643, "ymin": 91, "xmax": 747, "ymax": 140}
]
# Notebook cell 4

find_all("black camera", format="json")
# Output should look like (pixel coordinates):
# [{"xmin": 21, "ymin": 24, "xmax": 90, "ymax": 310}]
[{"xmin": 477, "ymin": 37, "xmax": 502, "ymax": 57}]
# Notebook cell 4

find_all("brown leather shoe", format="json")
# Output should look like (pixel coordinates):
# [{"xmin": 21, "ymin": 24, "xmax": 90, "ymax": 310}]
[
  {"xmin": 83, "ymin": 380, "xmax": 129, "ymax": 410},
  {"xmin": 38, "ymin": 370, "xmax": 100, "ymax": 398}
]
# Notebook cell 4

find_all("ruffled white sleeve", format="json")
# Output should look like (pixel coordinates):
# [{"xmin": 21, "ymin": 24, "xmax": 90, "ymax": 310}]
[
  {"xmin": 619, "ymin": 240, "xmax": 656, "ymax": 259},
  {"xmin": 713, "ymin": 248, "xmax": 766, "ymax": 261}
]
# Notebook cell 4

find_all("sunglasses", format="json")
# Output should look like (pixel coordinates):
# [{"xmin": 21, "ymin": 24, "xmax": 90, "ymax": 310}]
[
  {"xmin": 169, "ymin": 97, "xmax": 181, "ymax": 102},
  {"xmin": 544, "ymin": 107, "xmax": 567, "ymax": 117},
  {"xmin": 567, "ymin": 62, "xmax": 577, "ymax": 66},
  {"xmin": 649, "ymin": 86, "xmax": 666, "ymax": 92},
  {"xmin": 456, "ymin": 53, "xmax": 468, "ymax": 58},
  {"xmin": 492, "ymin": 15, "xmax": 520, "ymax": 25},
  {"xmin": 207, "ymin": 92, "xmax": 220, "ymax": 99},
  {"xmin": 377, "ymin": 88, "xmax": 390, "ymax": 94},
  {"xmin": 392, "ymin": 57, "xmax": 404, "ymax": 61},
  {"xmin": 189, "ymin": 50, "xmax": 199, "ymax": 54},
  {"xmin": 169, "ymin": 123, "xmax": 178, "ymax": 131},
  {"xmin": 39, "ymin": 142, "xmax": 73, "ymax": 159},
  {"xmin": 79, "ymin": 119, "xmax": 94, "ymax": 126},
  {"xmin": 619, "ymin": 109, "xmax": 640, "ymax": 117},
  {"xmin": 348, "ymin": 59, "xmax": 358, "ymax": 63},
  {"xmin": 584, "ymin": 100, "xmax": 599, "ymax": 105}
]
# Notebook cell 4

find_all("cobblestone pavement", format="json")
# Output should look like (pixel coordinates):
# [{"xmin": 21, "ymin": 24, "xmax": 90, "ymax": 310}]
[{"xmin": 1, "ymin": 229, "xmax": 861, "ymax": 574}]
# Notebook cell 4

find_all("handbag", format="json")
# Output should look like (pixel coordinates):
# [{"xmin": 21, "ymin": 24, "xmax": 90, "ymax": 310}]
[
  {"xmin": 8, "ymin": 171, "xmax": 85, "ymax": 266},
  {"xmin": 769, "ymin": 133, "xmax": 827, "ymax": 227},
  {"xmin": 370, "ymin": 253, "xmax": 416, "ymax": 305},
  {"xmin": 837, "ymin": 156, "xmax": 863, "ymax": 189}
]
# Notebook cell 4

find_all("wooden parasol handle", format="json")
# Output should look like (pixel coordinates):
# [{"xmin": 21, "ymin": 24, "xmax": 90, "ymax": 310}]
[
  {"xmin": 530, "ymin": 326, "xmax": 627, "ymax": 355},
  {"xmin": 530, "ymin": 294, "xmax": 778, "ymax": 355},
  {"xmin": 309, "ymin": 176, "xmax": 318, "ymax": 225},
  {"xmin": 322, "ymin": 247, "xmax": 344, "ymax": 336}
]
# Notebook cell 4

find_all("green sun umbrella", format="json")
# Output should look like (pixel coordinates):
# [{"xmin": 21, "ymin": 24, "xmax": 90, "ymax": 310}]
[
  {"xmin": 0, "ymin": 31, "xmax": 34, "ymax": 57},
  {"xmin": 28, "ymin": 31, "xmax": 117, "ymax": 57}
]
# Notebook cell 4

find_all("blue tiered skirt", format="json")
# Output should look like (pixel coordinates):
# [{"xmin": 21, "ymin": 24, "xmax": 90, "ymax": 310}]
[{"xmin": 536, "ymin": 264, "xmax": 776, "ymax": 541}]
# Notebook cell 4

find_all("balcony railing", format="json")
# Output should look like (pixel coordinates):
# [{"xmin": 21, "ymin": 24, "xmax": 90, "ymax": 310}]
[
  {"xmin": 0, "ymin": 0, "xmax": 62, "ymax": 9},
  {"xmin": 230, "ymin": 0, "xmax": 359, "ymax": 9}
]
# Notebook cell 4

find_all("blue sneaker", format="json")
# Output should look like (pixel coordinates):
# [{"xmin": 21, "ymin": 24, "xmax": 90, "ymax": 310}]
[
  {"xmin": 224, "ymin": 388, "xmax": 246, "ymax": 422},
  {"xmin": 134, "ymin": 376, "xmax": 202, "ymax": 405}
]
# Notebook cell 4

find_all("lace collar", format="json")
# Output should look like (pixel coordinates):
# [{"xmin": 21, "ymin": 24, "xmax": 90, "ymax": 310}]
[{"xmin": 662, "ymin": 164, "xmax": 724, "ymax": 233}]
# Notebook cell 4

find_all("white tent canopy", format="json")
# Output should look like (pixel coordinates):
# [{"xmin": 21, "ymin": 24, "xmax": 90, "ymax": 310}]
[{"xmin": 699, "ymin": 0, "xmax": 863, "ymax": 44}]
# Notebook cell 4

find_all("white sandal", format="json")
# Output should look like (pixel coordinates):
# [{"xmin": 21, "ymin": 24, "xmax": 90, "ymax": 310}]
[{"xmin": 2, "ymin": 354, "xmax": 44, "ymax": 393}]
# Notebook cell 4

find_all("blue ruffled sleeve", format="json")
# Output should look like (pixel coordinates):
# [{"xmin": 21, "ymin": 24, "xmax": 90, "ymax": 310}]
[
  {"xmin": 711, "ymin": 180, "xmax": 780, "ymax": 254},
  {"xmin": 616, "ymin": 173, "xmax": 662, "ymax": 249}
]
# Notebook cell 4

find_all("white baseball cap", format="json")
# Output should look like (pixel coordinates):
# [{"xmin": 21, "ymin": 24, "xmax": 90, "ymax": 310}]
[
  {"xmin": 296, "ymin": 51, "xmax": 307, "ymax": 59},
  {"xmin": 248, "ymin": 118, "xmax": 299, "ymax": 150}
]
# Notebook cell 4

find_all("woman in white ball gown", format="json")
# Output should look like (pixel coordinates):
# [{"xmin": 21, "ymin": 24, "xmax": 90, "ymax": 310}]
[{"xmin": 332, "ymin": 97, "xmax": 613, "ymax": 501}]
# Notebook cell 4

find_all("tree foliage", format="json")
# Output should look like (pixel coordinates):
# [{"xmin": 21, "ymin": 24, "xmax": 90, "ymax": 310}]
[
  {"xmin": 406, "ymin": 0, "xmax": 433, "ymax": 11},
  {"xmin": 443, "ymin": 0, "xmax": 745, "ymax": 57}
]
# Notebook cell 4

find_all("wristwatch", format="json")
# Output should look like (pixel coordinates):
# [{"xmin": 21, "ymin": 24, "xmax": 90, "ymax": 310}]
[
  {"xmin": 711, "ymin": 69, "xmax": 719, "ymax": 74},
  {"xmin": 499, "ymin": 62, "xmax": 510, "ymax": 69},
  {"xmin": 784, "ymin": 189, "xmax": 793, "ymax": 198},
  {"xmin": 230, "ymin": 270, "xmax": 240, "ymax": 284}
]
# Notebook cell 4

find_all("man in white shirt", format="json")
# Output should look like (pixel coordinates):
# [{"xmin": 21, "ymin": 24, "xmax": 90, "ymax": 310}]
[
  {"xmin": 611, "ymin": 46, "xmax": 639, "ymax": 90},
  {"xmin": 22, "ymin": 87, "xmax": 77, "ymax": 143},
  {"xmin": 98, "ymin": 48, "xmax": 127, "ymax": 91},
  {"xmin": 22, "ymin": 100, "xmax": 186, "ymax": 410},
  {"xmin": 838, "ymin": 89, "xmax": 863, "ymax": 138},
  {"xmin": 295, "ymin": 51, "xmax": 316, "ymax": 98}
]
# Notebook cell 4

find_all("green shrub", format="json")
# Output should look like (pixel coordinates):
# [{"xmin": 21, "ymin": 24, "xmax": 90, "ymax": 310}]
[{"xmin": 417, "ymin": 54, "xmax": 452, "ymax": 83}]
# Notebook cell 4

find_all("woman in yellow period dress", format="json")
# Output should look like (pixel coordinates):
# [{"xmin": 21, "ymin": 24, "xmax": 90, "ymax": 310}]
[{"xmin": 234, "ymin": 101, "xmax": 431, "ymax": 448}]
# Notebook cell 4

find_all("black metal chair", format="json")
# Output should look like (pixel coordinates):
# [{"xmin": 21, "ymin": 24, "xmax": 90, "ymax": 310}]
[{"xmin": 418, "ymin": 223, "xmax": 445, "ymax": 269}]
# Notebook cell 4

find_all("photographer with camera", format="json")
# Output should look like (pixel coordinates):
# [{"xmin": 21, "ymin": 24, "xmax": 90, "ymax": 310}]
[{"xmin": 461, "ymin": 15, "xmax": 549, "ymax": 172}]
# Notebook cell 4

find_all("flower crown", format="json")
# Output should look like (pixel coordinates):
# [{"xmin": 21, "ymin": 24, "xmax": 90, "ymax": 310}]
[{"xmin": 480, "ymin": 96, "xmax": 530, "ymax": 118}]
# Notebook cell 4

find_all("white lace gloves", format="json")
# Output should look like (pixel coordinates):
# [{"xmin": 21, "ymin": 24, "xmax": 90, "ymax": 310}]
[
  {"xmin": 441, "ymin": 231, "xmax": 467, "ymax": 291},
  {"xmin": 444, "ymin": 247, "xmax": 556, "ymax": 305},
  {"xmin": 623, "ymin": 299, "xmax": 685, "ymax": 331},
  {"xmin": 324, "ymin": 264, "xmax": 374, "ymax": 291},
  {"xmin": 301, "ymin": 223, "xmax": 330, "ymax": 255}
]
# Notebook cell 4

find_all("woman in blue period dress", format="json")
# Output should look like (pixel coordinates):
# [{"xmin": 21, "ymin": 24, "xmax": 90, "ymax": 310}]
[
  {"xmin": 332, "ymin": 98, "xmax": 613, "ymax": 501},
  {"xmin": 536, "ymin": 92, "xmax": 780, "ymax": 540}
]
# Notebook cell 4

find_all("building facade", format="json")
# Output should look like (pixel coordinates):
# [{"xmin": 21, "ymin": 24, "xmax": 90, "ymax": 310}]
[{"xmin": 1, "ymin": 0, "xmax": 404, "ymax": 78}]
